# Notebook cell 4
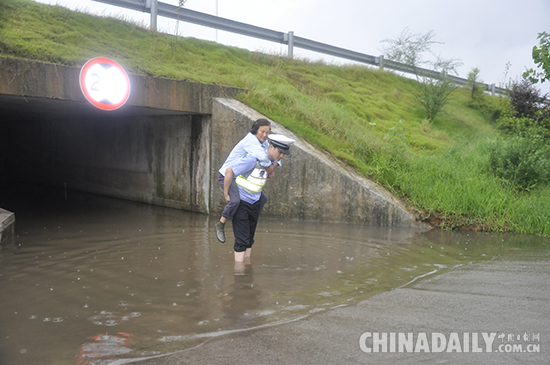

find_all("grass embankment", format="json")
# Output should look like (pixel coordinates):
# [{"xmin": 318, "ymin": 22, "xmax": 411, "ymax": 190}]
[{"xmin": 1, "ymin": 0, "xmax": 549, "ymax": 236}]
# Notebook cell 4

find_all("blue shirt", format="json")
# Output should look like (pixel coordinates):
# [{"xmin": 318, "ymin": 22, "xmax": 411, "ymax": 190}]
[
  {"xmin": 219, "ymin": 133, "xmax": 270, "ymax": 176},
  {"xmin": 231, "ymin": 154, "xmax": 271, "ymax": 204}
]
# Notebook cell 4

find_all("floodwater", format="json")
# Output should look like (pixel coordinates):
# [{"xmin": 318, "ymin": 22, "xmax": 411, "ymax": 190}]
[{"xmin": 0, "ymin": 183, "xmax": 548, "ymax": 365}]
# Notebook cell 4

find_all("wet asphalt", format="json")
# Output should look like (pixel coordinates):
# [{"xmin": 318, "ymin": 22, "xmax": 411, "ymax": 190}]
[{"xmin": 124, "ymin": 251, "xmax": 550, "ymax": 365}]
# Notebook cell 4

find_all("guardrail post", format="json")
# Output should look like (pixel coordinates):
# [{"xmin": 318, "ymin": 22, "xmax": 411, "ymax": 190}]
[
  {"xmin": 378, "ymin": 55, "xmax": 384, "ymax": 70},
  {"xmin": 146, "ymin": 0, "xmax": 158, "ymax": 31},
  {"xmin": 490, "ymin": 83, "xmax": 495, "ymax": 96},
  {"xmin": 286, "ymin": 31, "xmax": 294, "ymax": 58}
]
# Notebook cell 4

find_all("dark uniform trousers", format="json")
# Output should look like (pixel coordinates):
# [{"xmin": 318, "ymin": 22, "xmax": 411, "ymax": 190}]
[{"xmin": 233, "ymin": 199, "xmax": 262, "ymax": 252}]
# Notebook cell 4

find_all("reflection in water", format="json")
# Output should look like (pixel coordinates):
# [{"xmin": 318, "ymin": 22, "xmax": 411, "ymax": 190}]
[
  {"xmin": 223, "ymin": 263, "xmax": 261, "ymax": 326},
  {"xmin": 76, "ymin": 332, "xmax": 133, "ymax": 365},
  {"xmin": 0, "ymin": 183, "xmax": 548, "ymax": 364}
]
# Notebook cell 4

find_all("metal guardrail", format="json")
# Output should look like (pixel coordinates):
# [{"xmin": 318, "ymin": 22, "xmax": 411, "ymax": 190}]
[{"xmin": 92, "ymin": 0, "xmax": 506, "ymax": 94}]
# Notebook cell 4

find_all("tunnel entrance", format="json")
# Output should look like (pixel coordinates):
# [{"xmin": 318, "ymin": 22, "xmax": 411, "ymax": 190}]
[
  {"xmin": 0, "ymin": 57, "xmax": 244, "ymax": 215},
  {"xmin": 0, "ymin": 57, "xmax": 246, "ymax": 213},
  {"xmin": 0, "ymin": 94, "xmax": 211, "ymax": 213}
]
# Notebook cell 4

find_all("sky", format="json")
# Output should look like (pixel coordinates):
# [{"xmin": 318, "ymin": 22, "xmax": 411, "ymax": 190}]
[{"xmin": 33, "ymin": 0, "xmax": 550, "ymax": 93}]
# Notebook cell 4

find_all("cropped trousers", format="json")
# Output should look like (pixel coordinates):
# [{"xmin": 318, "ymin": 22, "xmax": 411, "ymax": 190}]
[{"xmin": 232, "ymin": 199, "xmax": 262, "ymax": 252}]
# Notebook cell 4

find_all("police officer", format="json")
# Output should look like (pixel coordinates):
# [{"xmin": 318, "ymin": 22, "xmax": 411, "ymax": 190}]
[
  {"xmin": 222, "ymin": 134, "xmax": 295, "ymax": 262},
  {"xmin": 215, "ymin": 119, "xmax": 277, "ymax": 243}
]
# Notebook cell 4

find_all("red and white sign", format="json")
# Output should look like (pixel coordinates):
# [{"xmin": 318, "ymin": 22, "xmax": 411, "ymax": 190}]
[{"xmin": 79, "ymin": 57, "xmax": 131, "ymax": 111}]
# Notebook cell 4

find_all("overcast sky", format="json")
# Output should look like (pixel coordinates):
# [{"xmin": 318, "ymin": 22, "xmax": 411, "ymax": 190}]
[{"xmin": 34, "ymin": 0, "xmax": 550, "ymax": 92}]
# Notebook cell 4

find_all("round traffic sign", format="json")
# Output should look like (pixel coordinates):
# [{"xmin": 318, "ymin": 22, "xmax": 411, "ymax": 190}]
[{"xmin": 79, "ymin": 57, "xmax": 131, "ymax": 111}]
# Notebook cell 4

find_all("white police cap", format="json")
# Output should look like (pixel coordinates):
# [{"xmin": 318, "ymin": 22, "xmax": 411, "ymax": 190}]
[{"xmin": 268, "ymin": 134, "xmax": 295, "ymax": 155}]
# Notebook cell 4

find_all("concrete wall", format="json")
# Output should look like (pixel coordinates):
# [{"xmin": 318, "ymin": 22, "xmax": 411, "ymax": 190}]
[
  {"xmin": 0, "ymin": 208, "xmax": 15, "ymax": 247},
  {"xmin": 210, "ymin": 98, "xmax": 426, "ymax": 228}
]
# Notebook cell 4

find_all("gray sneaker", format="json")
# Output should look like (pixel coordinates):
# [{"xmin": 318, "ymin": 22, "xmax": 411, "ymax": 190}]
[{"xmin": 215, "ymin": 221, "xmax": 226, "ymax": 243}]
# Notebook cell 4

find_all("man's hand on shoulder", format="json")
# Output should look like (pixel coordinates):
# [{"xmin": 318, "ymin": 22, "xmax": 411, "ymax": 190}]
[{"xmin": 265, "ymin": 162, "xmax": 278, "ymax": 179}]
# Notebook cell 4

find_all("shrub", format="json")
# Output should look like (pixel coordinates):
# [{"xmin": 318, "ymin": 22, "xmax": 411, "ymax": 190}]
[
  {"xmin": 468, "ymin": 91, "xmax": 500, "ymax": 122},
  {"xmin": 488, "ymin": 136, "xmax": 550, "ymax": 191},
  {"xmin": 492, "ymin": 83, "xmax": 550, "ymax": 141},
  {"xmin": 508, "ymin": 79, "xmax": 549, "ymax": 119}
]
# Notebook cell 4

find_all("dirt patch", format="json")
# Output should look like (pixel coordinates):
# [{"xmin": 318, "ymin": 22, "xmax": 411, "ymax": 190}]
[{"xmin": 409, "ymin": 205, "xmax": 506, "ymax": 232}]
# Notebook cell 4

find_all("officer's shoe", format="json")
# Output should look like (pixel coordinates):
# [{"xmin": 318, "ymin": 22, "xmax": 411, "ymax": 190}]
[{"xmin": 215, "ymin": 221, "xmax": 226, "ymax": 243}]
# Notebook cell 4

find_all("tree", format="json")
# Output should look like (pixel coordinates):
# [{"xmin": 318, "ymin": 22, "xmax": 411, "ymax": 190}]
[
  {"xmin": 175, "ymin": 0, "xmax": 188, "ymax": 37},
  {"xmin": 381, "ymin": 28, "xmax": 462, "ymax": 122},
  {"xmin": 523, "ymin": 32, "xmax": 550, "ymax": 84},
  {"xmin": 467, "ymin": 67, "xmax": 484, "ymax": 101},
  {"xmin": 413, "ymin": 75, "xmax": 457, "ymax": 122},
  {"xmin": 381, "ymin": 27, "xmax": 440, "ymax": 71}
]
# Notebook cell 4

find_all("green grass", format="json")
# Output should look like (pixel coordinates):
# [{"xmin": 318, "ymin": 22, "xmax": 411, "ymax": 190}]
[
  {"xmin": 1, "ymin": 0, "xmax": 549, "ymax": 236},
  {"xmin": 374, "ymin": 139, "xmax": 550, "ymax": 235}
]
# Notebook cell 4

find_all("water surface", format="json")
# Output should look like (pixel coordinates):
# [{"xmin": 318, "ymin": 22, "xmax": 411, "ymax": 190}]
[{"xmin": 0, "ymin": 183, "xmax": 548, "ymax": 364}]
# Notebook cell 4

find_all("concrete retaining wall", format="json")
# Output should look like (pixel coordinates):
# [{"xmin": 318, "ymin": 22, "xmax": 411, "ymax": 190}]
[
  {"xmin": 210, "ymin": 98, "xmax": 426, "ymax": 228},
  {"xmin": 0, "ymin": 208, "xmax": 15, "ymax": 247}
]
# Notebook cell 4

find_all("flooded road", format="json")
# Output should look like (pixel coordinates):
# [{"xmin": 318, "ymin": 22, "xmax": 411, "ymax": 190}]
[{"xmin": 0, "ymin": 183, "xmax": 548, "ymax": 364}]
